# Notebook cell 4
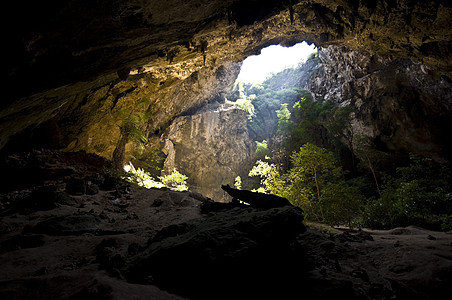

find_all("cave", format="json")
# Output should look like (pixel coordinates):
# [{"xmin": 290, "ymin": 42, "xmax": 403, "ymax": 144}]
[{"xmin": 1, "ymin": 1, "xmax": 452, "ymax": 299}]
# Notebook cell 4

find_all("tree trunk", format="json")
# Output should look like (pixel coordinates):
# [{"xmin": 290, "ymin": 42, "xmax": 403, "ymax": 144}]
[
  {"xmin": 367, "ymin": 155, "xmax": 380, "ymax": 195},
  {"xmin": 112, "ymin": 132, "xmax": 129, "ymax": 170},
  {"xmin": 314, "ymin": 168, "xmax": 324, "ymax": 220}
]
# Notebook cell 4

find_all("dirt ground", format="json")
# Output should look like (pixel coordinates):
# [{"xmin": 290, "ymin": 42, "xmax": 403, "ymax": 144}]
[{"xmin": 0, "ymin": 150, "xmax": 451, "ymax": 299}]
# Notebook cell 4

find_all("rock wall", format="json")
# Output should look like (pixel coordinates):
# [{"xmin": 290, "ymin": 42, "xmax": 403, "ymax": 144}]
[
  {"xmin": 307, "ymin": 45, "xmax": 452, "ymax": 161},
  {"xmin": 161, "ymin": 105, "xmax": 255, "ymax": 201},
  {"xmin": 3, "ymin": 0, "xmax": 452, "ymax": 156}
]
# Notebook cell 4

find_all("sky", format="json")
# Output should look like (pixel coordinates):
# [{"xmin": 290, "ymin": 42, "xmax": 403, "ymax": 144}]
[{"xmin": 236, "ymin": 41, "xmax": 317, "ymax": 84}]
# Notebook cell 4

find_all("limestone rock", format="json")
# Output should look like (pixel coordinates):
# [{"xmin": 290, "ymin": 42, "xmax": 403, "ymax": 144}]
[
  {"xmin": 307, "ymin": 45, "xmax": 452, "ymax": 161},
  {"xmin": 123, "ymin": 205, "xmax": 306, "ymax": 299},
  {"xmin": 2, "ymin": 0, "xmax": 452, "ymax": 162},
  {"xmin": 161, "ymin": 104, "xmax": 255, "ymax": 201}
]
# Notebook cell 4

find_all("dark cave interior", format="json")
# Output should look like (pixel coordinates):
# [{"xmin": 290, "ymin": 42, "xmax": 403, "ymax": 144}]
[{"xmin": 1, "ymin": 1, "xmax": 452, "ymax": 299}]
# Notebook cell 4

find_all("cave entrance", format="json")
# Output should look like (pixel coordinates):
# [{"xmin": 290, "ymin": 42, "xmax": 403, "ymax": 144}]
[
  {"xmin": 237, "ymin": 41, "xmax": 317, "ymax": 84},
  {"xmin": 231, "ymin": 41, "xmax": 318, "ymax": 143},
  {"xmin": 227, "ymin": 41, "xmax": 318, "ymax": 195}
]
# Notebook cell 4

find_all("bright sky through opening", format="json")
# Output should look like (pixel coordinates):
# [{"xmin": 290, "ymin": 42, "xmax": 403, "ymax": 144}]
[{"xmin": 237, "ymin": 41, "xmax": 317, "ymax": 84}]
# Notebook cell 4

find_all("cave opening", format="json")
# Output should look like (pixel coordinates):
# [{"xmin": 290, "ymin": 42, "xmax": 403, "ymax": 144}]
[{"xmin": 236, "ymin": 41, "xmax": 317, "ymax": 84}]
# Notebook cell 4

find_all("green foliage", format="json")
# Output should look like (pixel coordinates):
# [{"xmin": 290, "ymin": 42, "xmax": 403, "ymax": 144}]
[
  {"xmin": 255, "ymin": 140, "xmax": 270, "ymax": 159},
  {"xmin": 231, "ymin": 72, "xmax": 310, "ymax": 143},
  {"xmin": 159, "ymin": 169, "xmax": 189, "ymax": 191},
  {"xmin": 248, "ymin": 143, "xmax": 365, "ymax": 228},
  {"xmin": 112, "ymin": 97, "xmax": 152, "ymax": 169},
  {"xmin": 307, "ymin": 50, "xmax": 319, "ymax": 60},
  {"xmin": 321, "ymin": 182, "xmax": 365, "ymax": 228},
  {"xmin": 234, "ymin": 56, "xmax": 452, "ymax": 231},
  {"xmin": 248, "ymin": 160, "xmax": 285, "ymax": 195},
  {"xmin": 276, "ymin": 103, "xmax": 291, "ymax": 134},
  {"xmin": 440, "ymin": 213, "xmax": 452, "ymax": 231},
  {"xmin": 124, "ymin": 164, "xmax": 189, "ymax": 192},
  {"xmin": 362, "ymin": 155, "xmax": 452, "ymax": 229},
  {"xmin": 125, "ymin": 166, "xmax": 164, "ymax": 189},
  {"xmin": 234, "ymin": 176, "xmax": 242, "ymax": 190},
  {"xmin": 286, "ymin": 143, "xmax": 342, "ymax": 220},
  {"xmin": 288, "ymin": 94, "xmax": 335, "ymax": 152},
  {"xmin": 117, "ymin": 99, "xmax": 151, "ymax": 146},
  {"xmin": 93, "ymin": 143, "xmax": 108, "ymax": 153},
  {"xmin": 235, "ymin": 97, "xmax": 255, "ymax": 119}
]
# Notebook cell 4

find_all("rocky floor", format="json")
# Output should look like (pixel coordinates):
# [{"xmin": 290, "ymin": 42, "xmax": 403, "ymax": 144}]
[{"xmin": 0, "ymin": 150, "xmax": 451, "ymax": 299}]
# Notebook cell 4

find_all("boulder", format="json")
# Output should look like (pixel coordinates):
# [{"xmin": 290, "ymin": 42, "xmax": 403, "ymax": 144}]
[{"xmin": 124, "ymin": 206, "xmax": 306, "ymax": 299}]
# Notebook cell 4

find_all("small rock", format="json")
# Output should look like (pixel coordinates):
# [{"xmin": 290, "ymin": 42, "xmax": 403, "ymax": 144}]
[
  {"xmin": 128, "ymin": 243, "xmax": 141, "ymax": 256},
  {"xmin": 356, "ymin": 231, "xmax": 374, "ymax": 241},
  {"xmin": 389, "ymin": 264, "xmax": 414, "ymax": 274},
  {"xmin": 34, "ymin": 267, "xmax": 48, "ymax": 276},
  {"xmin": 428, "ymin": 234, "xmax": 436, "ymax": 240},
  {"xmin": 86, "ymin": 183, "xmax": 99, "ymax": 195},
  {"xmin": 30, "ymin": 185, "xmax": 59, "ymax": 210},
  {"xmin": 350, "ymin": 268, "xmax": 369, "ymax": 282},
  {"xmin": 66, "ymin": 178, "xmax": 86, "ymax": 195},
  {"xmin": 101, "ymin": 174, "xmax": 119, "ymax": 191}
]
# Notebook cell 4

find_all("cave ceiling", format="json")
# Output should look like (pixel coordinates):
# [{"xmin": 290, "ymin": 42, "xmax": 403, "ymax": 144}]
[{"xmin": 2, "ymin": 0, "xmax": 452, "ymax": 152}]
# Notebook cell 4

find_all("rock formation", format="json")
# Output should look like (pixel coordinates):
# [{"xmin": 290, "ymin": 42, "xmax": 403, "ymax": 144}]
[
  {"xmin": 161, "ymin": 104, "xmax": 255, "ymax": 200},
  {"xmin": 2, "ymin": 1, "xmax": 452, "ymax": 298},
  {"xmin": 2, "ymin": 0, "xmax": 452, "ymax": 167},
  {"xmin": 307, "ymin": 45, "xmax": 452, "ymax": 162},
  {"xmin": 1, "ymin": 150, "xmax": 451, "ymax": 299}
]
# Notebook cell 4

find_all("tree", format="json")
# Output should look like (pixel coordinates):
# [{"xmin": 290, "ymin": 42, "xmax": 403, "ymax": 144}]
[
  {"xmin": 235, "ymin": 97, "xmax": 255, "ymax": 119},
  {"xmin": 112, "ymin": 98, "xmax": 151, "ymax": 170},
  {"xmin": 276, "ymin": 103, "xmax": 291, "ymax": 134},
  {"xmin": 363, "ymin": 155, "xmax": 452, "ymax": 229},
  {"xmin": 326, "ymin": 105, "xmax": 356, "ymax": 172},
  {"xmin": 321, "ymin": 182, "xmax": 365, "ymax": 228},
  {"xmin": 287, "ymin": 143, "xmax": 341, "ymax": 220},
  {"xmin": 354, "ymin": 134, "xmax": 388, "ymax": 195},
  {"xmin": 289, "ymin": 94, "xmax": 334, "ymax": 152}
]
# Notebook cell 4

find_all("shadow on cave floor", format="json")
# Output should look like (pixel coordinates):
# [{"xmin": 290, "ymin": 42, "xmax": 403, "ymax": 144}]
[{"xmin": 0, "ymin": 149, "xmax": 451, "ymax": 299}]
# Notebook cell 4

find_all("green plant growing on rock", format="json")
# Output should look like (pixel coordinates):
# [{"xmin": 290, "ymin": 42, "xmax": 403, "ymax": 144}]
[
  {"xmin": 255, "ymin": 140, "xmax": 270, "ymax": 159},
  {"xmin": 307, "ymin": 50, "xmax": 319, "ymax": 60},
  {"xmin": 235, "ymin": 96, "xmax": 255, "ymax": 119},
  {"xmin": 159, "ymin": 169, "xmax": 189, "ymax": 191}
]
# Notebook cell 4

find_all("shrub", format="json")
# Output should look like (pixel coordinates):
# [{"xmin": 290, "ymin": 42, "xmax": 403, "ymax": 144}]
[
  {"xmin": 307, "ymin": 50, "xmax": 318, "ymax": 60},
  {"xmin": 124, "ymin": 164, "xmax": 164, "ymax": 189},
  {"xmin": 159, "ymin": 169, "xmax": 189, "ymax": 191},
  {"xmin": 234, "ymin": 176, "xmax": 242, "ymax": 190},
  {"xmin": 255, "ymin": 140, "xmax": 270, "ymax": 159},
  {"xmin": 362, "ymin": 155, "xmax": 452, "ymax": 230},
  {"xmin": 321, "ymin": 181, "xmax": 365, "ymax": 228},
  {"xmin": 235, "ymin": 97, "xmax": 255, "ymax": 119},
  {"xmin": 248, "ymin": 160, "xmax": 285, "ymax": 195}
]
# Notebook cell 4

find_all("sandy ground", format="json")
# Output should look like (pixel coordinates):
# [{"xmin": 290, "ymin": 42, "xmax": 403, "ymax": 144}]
[{"xmin": 0, "ymin": 150, "xmax": 451, "ymax": 299}]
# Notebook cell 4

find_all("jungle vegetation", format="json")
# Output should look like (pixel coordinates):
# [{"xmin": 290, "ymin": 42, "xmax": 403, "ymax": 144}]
[{"xmin": 231, "ymin": 56, "xmax": 452, "ymax": 230}]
